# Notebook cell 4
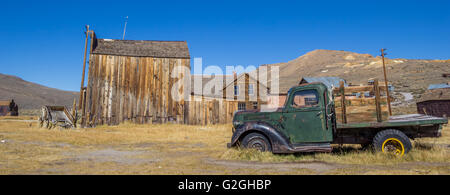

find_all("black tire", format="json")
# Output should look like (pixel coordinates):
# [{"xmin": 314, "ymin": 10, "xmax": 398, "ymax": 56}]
[
  {"xmin": 242, "ymin": 132, "xmax": 272, "ymax": 152},
  {"xmin": 372, "ymin": 129, "xmax": 412, "ymax": 156}
]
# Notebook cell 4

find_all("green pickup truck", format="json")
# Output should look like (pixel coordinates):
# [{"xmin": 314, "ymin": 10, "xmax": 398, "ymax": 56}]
[{"xmin": 228, "ymin": 82, "xmax": 448, "ymax": 156}]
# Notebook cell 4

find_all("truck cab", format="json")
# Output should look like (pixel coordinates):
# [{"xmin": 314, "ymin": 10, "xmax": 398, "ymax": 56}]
[{"xmin": 230, "ymin": 83, "xmax": 335, "ymax": 153}]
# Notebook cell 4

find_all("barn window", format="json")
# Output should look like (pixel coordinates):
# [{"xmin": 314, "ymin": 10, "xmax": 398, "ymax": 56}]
[
  {"xmin": 252, "ymin": 102, "xmax": 258, "ymax": 109},
  {"xmin": 238, "ymin": 102, "xmax": 246, "ymax": 110},
  {"xmin": 234, "ymin": 86, "xmax": 239, "ymax": 96},
  {"xmin": 248, "ymin": 84, "xmax": 254, "ymax": 95}
]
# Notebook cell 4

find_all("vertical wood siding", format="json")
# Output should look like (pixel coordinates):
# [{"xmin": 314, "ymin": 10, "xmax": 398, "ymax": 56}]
[
  {"xmin": 186, "ymin": 95, "xmax": 239, "ymax": 125},
  {"xmin": 83, "ymin": 54, "xmax": 190, "ymax": 126}
]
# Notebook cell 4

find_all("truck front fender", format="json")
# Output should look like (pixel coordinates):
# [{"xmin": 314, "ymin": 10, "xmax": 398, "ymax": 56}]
[{"xmin": 230, "ymin": 122, "xmax": 291, "ymax": 153}]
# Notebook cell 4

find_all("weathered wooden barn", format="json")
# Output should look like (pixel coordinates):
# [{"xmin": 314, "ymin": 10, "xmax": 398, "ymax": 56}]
[
  {"xmin": 417, "ymin": 88, "xmax": 450, "ymax": 117},
  {"xmin": 81, "ymin": 37, "xmax": 190, "ymax": 126},
  {"xmin": 0, "ymin": 100, "xmax": 18, "ymax": 116}
]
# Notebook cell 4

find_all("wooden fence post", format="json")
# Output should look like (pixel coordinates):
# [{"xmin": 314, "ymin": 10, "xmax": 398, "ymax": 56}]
[
  {"xmin": 339, "ymin": 81, "xmax": 347, "ymax": 124},
  {"xmin": 374, "ymin": 79, "xmax": 382, "ymax": 122}
]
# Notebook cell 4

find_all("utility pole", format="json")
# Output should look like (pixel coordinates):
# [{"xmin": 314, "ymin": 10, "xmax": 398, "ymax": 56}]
[
  {"xmin": 79, "ymin": 25, "xmax": 90, "ymax": 109},
  {"xmin": 122, "ymin": 16, "xmax": 128, "ymax": 40},
  {"xmin": 381, "ymin": 48, "xmax": 392, "ymax": 116}
]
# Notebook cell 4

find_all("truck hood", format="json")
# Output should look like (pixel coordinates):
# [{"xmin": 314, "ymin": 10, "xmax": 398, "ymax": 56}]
[{"xmin": 235, "ymin": 107, "xmax": 284, "ymax": 115}]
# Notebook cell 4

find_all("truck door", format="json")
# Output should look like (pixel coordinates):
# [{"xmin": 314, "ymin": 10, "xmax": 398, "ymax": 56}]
[{"xmin": 282, "ymin": 89, "xmax": 329, "ymax": 143}]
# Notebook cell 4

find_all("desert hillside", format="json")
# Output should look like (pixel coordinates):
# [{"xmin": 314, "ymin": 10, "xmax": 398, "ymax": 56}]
[
  {"xmin": 259, "ymin": 49, "xmax": 450, "ymax": 98},
  {"xmin": 0, "ymin": 73, "xmax": 79, "ymax": 109}
]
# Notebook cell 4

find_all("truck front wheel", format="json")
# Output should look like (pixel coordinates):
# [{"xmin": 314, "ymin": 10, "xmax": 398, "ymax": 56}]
[
  {"xmin": 242, "ymin": 132, "xmax": 272, "ymax": 152},
  {"xmin": 372, "ymin": 129, "xmax": 412, "ymax": 156}
]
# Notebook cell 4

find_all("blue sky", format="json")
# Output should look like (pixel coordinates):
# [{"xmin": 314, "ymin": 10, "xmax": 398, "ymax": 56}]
[{"xmin": 0, "ymin": 0, "xmax": 449, "ymax": 91}]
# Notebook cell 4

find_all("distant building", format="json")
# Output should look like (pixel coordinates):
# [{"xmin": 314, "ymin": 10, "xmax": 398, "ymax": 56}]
[
  {"xmin": 368, "ymin": 78, "xmax": 394, "ymax": 91},
  {"xmin": 417, "ymin": 88, "xmax": 450, "ymax": 117},
  {"xmin": 0, "ymin": 101, "xmax": 9, "ymax": 116},
  {"xmin": 417, "ymin": 74, "xmax": 450, "ymax": 117},
  {"xmin": 190, "ymin": 73, "xmax": 270, "ymax": 110},
  {"xmin": 222, "ymin": 73, "xmax": 270, "ymax": 110},
  {"xmin": 0, "ymin": 100, "xmax": 18, "ymax": 116}
]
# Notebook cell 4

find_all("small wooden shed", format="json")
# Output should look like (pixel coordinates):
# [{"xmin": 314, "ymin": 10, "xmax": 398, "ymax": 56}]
[
  {"xmin": 0, "ymin": 101, "xmax": 9, "ymax": 116},
  {"xmin": 82, "ymin": 38, "xmax": 190, "ymax": 126},
  {"xmin": 417, "ymin": 88, "xmax": 450, "ymax": 117},
  {"xmin": 0, "ymin": 100, "xmax": 18, "ymax": 116}
]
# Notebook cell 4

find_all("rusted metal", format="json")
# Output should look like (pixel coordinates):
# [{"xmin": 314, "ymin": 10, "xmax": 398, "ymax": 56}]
[
  {"xmin": 229, "ymin": 121, "xmax": 332, "ymax": 153},
  {"xmin": 417, "ymin": 87, "xmax": 450, "ymax": 117},
  {"xmin": 381, "ymin": 48, "xmax": 392, "ymax": 116}
]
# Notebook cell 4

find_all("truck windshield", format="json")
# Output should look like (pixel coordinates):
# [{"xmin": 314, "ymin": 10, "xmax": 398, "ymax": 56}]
[{"xmin": 292, "ymin": 90, "xmax": 319, "ymax": 108}]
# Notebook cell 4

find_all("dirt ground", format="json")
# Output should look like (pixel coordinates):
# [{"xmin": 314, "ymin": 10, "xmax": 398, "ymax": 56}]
[{"xmin": 0, "ymin": 116, "xmax": 449, "ymax": 175}]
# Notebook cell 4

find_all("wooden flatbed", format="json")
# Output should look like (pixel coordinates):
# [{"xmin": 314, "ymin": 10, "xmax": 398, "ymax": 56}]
[{"xmin": 337, "ymin": 114, "xmax": 448, "ymax": 129}]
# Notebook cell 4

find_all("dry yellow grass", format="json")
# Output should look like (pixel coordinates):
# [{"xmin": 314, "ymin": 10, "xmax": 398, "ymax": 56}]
[
  {"xmin": 0, "ymin": 119, "xmax": 449, "ymax": 175},
  {"xmin": 0, "ymin": 115, "xmax": 37, "ymax": 120}
]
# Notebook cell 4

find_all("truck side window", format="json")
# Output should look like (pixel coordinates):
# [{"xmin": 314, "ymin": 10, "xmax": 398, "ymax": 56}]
[{"xmin": 292, "ymin": 90, "xmax": 319, "ymax": 108}]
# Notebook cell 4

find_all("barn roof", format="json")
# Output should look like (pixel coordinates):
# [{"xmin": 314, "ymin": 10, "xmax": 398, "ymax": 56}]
[
  {"xmin": 92, "ymin": 39, "xmax": 190, "ymax": 59},
  {"xmin": 222, "ymin": 73, "xmax": 270, "ymax": 91},
  {"xmin": 418, "ymin": 88, "xmax": 450, "ymax": 102}
]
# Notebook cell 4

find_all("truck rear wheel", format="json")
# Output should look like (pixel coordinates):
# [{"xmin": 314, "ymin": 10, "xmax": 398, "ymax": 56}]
[
  {"xmin": 372, "ymin": 129, "xmax": 412, "ymax": 156},
  {"xmin": 242, "ymin": 132, "xmax": 272, "ymax": 152}
]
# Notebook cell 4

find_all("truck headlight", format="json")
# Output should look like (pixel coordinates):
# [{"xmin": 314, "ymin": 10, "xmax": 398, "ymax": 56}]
[{"xmin": 233, "ymin": 121, "xmax": 243, "ymax": 127}]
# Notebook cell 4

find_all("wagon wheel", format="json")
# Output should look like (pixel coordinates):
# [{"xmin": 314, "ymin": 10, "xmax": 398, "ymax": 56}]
[
  {"xmin": 40, "ymin": 107, "xmax": 51, "ymax": 129},
  {"xmin": 38, "ymin": 116, "xmax": 43, "ymax": 128},
  {"xmin": 38, "ymin": 116, "xmax": 49, "ymax": 128},
  {"xmin": 45, "ymin": 120, "xmax": 52, "ymax": 129}
]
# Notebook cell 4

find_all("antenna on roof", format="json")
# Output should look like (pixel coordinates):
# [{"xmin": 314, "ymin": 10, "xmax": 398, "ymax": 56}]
[{"xmin": 122, "ymin": 16, "xmax": 128, "ymax": 40}]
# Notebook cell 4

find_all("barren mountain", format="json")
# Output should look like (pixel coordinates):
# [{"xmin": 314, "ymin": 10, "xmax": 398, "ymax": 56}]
[
  {"xmin": 0, "ymin": 73, "xmax": 79, "ymax": 109},
  {"xmin": 259, "ymin": 49, "xmax": 450, "ymax": 97}
]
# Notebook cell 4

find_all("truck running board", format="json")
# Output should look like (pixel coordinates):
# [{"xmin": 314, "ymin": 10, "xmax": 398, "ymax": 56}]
[{"xmin": 289, "ymin": 143, "xmax": 332, "ymax": 153}]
